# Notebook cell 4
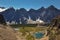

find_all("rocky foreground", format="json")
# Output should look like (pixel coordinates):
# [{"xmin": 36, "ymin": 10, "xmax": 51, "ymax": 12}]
[
  {"xmin": 0, "ymin": 25, "xmax": 18, "ymax": 40},
  {"xmin": 0, "ymin": 24, "xmax": 60, "ymax": 40},
  {"xmin": 0, "ymin": 24, "xmax": 49, "ymax": 40}
]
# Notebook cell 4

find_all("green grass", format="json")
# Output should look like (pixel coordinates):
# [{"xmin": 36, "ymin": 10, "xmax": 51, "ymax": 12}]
[
  {"xmin": 10, "ymin": 24, "xmax": 37, "ymax": 28},
  {"xmin": 19, "ymin": 27, "xmax": 47, "ymax": 40},
  {"xmin": 19, "ymin": 27, "xmax": 47, "ymax": 32}
]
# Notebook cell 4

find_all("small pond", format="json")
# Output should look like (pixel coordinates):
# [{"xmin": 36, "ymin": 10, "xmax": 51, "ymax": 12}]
[{"xmin": 33, "ymin": 32, "xmax": 44, "ymax": 39}]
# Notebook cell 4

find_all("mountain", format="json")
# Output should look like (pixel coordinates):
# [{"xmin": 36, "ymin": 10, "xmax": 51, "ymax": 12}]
[
  {"xmin": 27, "ymin": 8, "xmax": 38, "ymax": 21},
  {"xmin": 43, "ymin": 5, "xmax": 60, "ymax": 22},
  {"xmin": 1, "ymin": 7, "xmax": 15, "ymax": 22},
  {"xmin": 0, "ymin": 7, "xmax": 6, "ymax": 12},
  {"xmin": 15, "ymin": 8, "xmax": 27, "ymax": 24},
  {"xmin": 0, "ymin": 5, "xmax": 60, "ymax": 24},
  {"xmin": 0, "ymin": 14, "xmax": 6, "ymax": 24}
]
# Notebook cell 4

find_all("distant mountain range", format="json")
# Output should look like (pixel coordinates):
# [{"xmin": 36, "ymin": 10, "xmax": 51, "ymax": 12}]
[{"xmin": 0, "ymin": 5, "xmax": 60, "ymax": 24}]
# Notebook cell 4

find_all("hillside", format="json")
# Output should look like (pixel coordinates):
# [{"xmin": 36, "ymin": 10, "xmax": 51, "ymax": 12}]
[
  {"xmin": 47, "ymin": 15, "xmax": 60, "ymax": 40},
  {"xmin": 0, "ymin": 25, "xmax": 17, "ymax": 40}
]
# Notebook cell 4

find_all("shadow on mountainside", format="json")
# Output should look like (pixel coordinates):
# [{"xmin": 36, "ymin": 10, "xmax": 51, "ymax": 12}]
[{"xmin": 0, "ymin": 14, "xmax": 6, "ymax": 25}]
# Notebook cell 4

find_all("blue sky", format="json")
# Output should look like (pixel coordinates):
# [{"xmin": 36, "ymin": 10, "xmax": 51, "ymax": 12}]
[{"xmin": 0, "ymin": 0, "xmax": 60, "ymax": 10}]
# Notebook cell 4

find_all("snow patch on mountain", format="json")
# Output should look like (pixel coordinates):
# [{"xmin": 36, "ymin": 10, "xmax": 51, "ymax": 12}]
[{"xmin": 0, "ymin": 8, "xmax": 7, "ymax": 12}]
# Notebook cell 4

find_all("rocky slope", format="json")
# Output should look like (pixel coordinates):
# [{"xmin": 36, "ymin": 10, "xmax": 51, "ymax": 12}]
[
  {"xmin": 47, "ymin": 15, "xmax": 60, "ymax": 40},
  {"xmin": 0, "ymin": 25, "xmax": 18, "ymax": 40}
]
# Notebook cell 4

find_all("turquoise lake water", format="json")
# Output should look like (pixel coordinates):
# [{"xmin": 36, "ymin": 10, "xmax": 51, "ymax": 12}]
[{"xmin": 33, "ymin": 32, "xmax": 44, "ymax": 39}]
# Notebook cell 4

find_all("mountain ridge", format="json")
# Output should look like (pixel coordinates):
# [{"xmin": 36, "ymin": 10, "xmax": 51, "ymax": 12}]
[{"xmin": 0, "ymin": 5, "xmax": 60, "ymax": 24}]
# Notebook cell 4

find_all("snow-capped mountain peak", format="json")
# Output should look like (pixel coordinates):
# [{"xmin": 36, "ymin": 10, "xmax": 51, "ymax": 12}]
[{"xmin": 0, "ymin": 8, "xmax": 7, "ymax": 12}]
